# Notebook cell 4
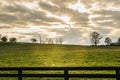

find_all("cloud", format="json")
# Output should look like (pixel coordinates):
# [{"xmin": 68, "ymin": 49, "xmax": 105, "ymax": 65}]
[
  {"xmin": 39, "ymin": 0, "xmax": 90, "ymax": 27},
  {"xmin": 0, "ymin": 13, "xmax": 18, "ymax": 23},
  {"xmin": 91, "ymin": 9, "xmax": 120, "ymax": 28},
  {"xmin": 27, "ymin": 11, "xmax": 64, "ymax": 25},
  {"xmin": 2, "ymin": 4, "xmax": 30, "ymax": 13},
  {"xmin": 0, "ymin": 25, "xmax": 14, "ymax": 29},
  {"xmin": 80, "ymin": 0, "xmax": 97, "ymax": 9},
  {"xmin": 0, "ymin": 0, "xmax": 120, "ymax": 45},
  {"xmin": 80, "ymin": 0, "xmax": 120, "ymax": 9},
  {"xmin": 44, "ymin": 0, "xmax": 77, "ymax": 8},
  {"xmin": 0, "ymin": 1, "xmax": 64, "ymax": 27}
]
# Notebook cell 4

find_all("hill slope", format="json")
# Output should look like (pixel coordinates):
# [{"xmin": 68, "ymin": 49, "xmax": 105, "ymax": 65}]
[{"xmin": 0, "ymin": 43, "xmax": 120, "ymax": 67}]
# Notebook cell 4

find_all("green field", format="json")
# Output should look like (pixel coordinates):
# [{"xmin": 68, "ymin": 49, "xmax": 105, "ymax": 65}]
[
  {"xmin": 0, "ymin": 43, "xmax": 120, "ymax": 67},
  {"xmin": 0, "ymin": 43, "xmax": 120, "ymax": 80}
]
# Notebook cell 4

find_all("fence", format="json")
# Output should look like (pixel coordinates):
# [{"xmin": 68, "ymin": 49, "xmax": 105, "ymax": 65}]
[{"xmin": 0, "ymin": 67, "xmax": 119, "ymax": 80}]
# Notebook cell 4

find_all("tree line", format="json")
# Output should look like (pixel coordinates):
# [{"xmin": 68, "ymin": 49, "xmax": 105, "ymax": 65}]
[
  {"xmin": 31, "ymin": 36, "xmax": 63, "ymax": 44},
  {"xmin": 0, "ymin": 34, "xmax": 17, "ymax": 43},
  {"xmin": 0, "ymin": 32, "xmax": 120, "ymax": 46},
  {"xmin": 0, "ymin": 34, "xmax": 63, "ymax": 44},
  {"xmin": 90, "ymin": 31, "xmax": 120, "ymax": 46}
]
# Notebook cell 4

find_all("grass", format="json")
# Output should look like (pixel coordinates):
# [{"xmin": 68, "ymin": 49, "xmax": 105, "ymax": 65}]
[
  {"xmin": 0, "ymin": 42, "xmax": 119, "ymax": 67},
  {"xmin": 0, "ymin": 42, "xmax": 119, "ymax": 80}
]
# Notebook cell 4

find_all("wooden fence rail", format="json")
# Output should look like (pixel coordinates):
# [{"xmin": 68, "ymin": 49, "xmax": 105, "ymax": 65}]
[{"xmin": 0, "ymin": 67, "xmax": 119, "ymax": 80}]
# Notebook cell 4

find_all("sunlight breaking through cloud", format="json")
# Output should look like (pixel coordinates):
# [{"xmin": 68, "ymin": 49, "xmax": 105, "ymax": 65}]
[{"xmin": 0, "ymin": 0, "xmax": 120, "ymax": 45}]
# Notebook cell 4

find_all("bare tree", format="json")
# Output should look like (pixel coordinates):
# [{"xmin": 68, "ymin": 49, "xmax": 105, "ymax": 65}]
[
  {"xmin": 48, "ymin": 38, "xmax": 53, "ymax": 44},
  {"xmin": 9, "ymin": 37, "xmax": 17, "ymax": 43},
  {"xmin": 90, "ymin": 31, "xmax": 102, "ymax": 46},
  {"xmin": 39, "ymin": 34, "xmax": 42, "ymax": 44},
  {"xmin": 41, "ymin": 38, "xmax": 46, "ymax": 44},
  {"xmin": 59, "ymin": 37, "xmax": 63, "ymax": 44},
  {"xmin": 45, "ymin": 38, "xmax": 49, "ymax": 44},
  {"xmin": 1, "ymin": 36, "xmax": 8, "ymax": 42},
  {"xmin": 105, "ymin": 37, "xmax": 112, "ymax": 45},
  {"xmin": 55, "ymin": 38, "xmax": 59, "ymax": 44},
  {"xmin": 45, "ymin": 38, "xmax": 53, "ymax": 44},
  {"xmin": 31, "ymin": 38, "xmax": 37, "ymax": 43}
]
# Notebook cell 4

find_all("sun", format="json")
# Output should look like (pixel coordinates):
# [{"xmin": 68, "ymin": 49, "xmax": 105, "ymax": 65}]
[
  {"xmin": 68, "ymin": 0, "xmax": 88, "ymax": 13},
  {"xmin": 60, "ymin": 16, "xmax": 75, "ymax": 25},
  {"xmin": 60, "ymin": 16, "xmax": 70, "ymax": 24}
]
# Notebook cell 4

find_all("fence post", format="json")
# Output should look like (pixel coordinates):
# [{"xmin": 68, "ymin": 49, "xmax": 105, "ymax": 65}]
[
  {"xmin": 64, "ymin": 69, "xmax": 69, "ymax": 80},
  {"xmin": 116, "ymin": 69, "xmax": 120, "ymax": 80},
  {"xmin": 18, "ymin": 69, "xmax": 22, "ymax": 80}
]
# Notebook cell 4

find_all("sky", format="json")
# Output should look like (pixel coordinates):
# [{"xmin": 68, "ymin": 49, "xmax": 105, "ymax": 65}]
[{"xmin": 0, "ymin": 0, "xmax": 120, "ymax": 45}]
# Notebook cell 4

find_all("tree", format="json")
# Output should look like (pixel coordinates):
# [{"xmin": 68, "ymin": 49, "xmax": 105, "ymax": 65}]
[
  {"xmin": 90, "ymin": 31, "xmax": 102, "ymax": 46},
  {"xmin": 105, "ymin": 37, "xmax": 112, "ymax": 45},
  {"xmin": 59, "ymin": 37, "xmax": 63, "ymax": 44},
  {"xmin": 31, "ymin": 38, "xmax": 37, "ymax": 43},
  {"xmin": 1, "ymin": 36, "xmax": 8, "ymax": 42},
  {"xmin": 39, "ymin": 34, "xmax": 42, "ymax": 44},
  {"xmin": 45, "ymin": 38, "xmax": 53, "ymax": 44},
  {"xmin": 9, "ymin": 37, "xmax": 17, "ymax": 43},
  {"xmin": 55, "ymin": 38, "xmax": 59, "ymax": 44}
]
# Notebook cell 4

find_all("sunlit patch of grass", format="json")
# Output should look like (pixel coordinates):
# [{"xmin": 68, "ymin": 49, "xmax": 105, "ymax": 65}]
[{"xmin": 0, "ymin": 43, "xmax": 120, "ymax": 67}]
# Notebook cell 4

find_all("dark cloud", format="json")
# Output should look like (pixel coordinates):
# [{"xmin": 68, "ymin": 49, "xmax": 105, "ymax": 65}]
[
  {"xmin": 99, "ymin": 0, "xmax": 120, "ymax": 7},
  {"xmin": 91, "ymin": 9, "xmax": 120, "ymax": 28},
  {"xmin": 0, "ymin": 25, "xmax": 13, "ymax": 29},
  {"xmin": 0, "ymin": 13, "xmax": 18, "ymax": 23},
  {"xmin": 46, "ymin": 0, "xmax": 77, "ymax": 7},
  {"xmin": 0, "ymin": 1, "xmax": 64, "ymax": 27},
  {"xmin": 80, "ymin": 0, "xmax": 96, "ymax": 9},
  {"xmin": 80, "ymin": 0, "xmax": 120, "ymax": 9},
  {"xmin": 27, "ymin": 11, "xmax": 64, "ymax": 24},
  {"xmin": 2, "ymin": 4, "xmax": 30, "ymax": 13}
]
